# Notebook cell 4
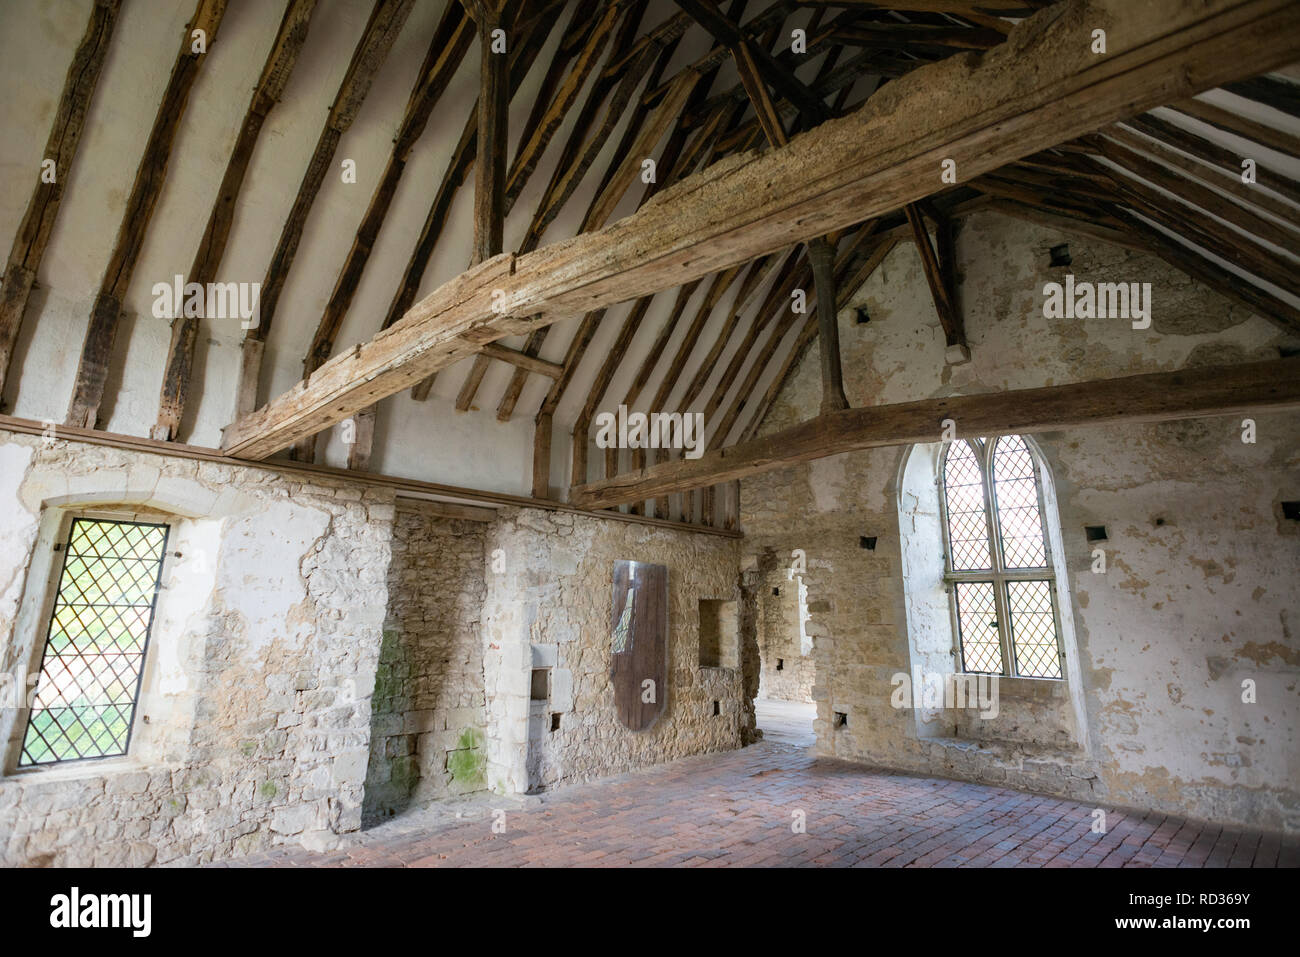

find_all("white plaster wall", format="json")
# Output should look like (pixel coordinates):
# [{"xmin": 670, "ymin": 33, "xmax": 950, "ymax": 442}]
[
  {"xmin": 742, "ymin": 210, "xmax": 1300, "ymax": 831},
  {"xmin": 0, "ymin": 428, "xmax": 395, "ymax": 865},
  {"xmin": 0, "ymin": 0, "xmax": 729, "ymax": 497}
]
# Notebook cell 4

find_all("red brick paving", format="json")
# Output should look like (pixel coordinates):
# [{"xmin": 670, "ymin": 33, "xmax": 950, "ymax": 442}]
[{"xmin": 226, "ymin": 742, "xmax": 1298, "ymax": 868}]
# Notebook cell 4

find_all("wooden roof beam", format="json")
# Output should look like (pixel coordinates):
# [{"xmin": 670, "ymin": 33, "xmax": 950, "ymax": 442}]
[
  {"xmin": 504, "ymin": 0, "xmax": 618, "ymax": 207},
  {"xmin": 570, "ymin": 296, "xmax": 656, "ymax": 486},
  {"xmin": 1168, "ymin": 95, "xmax": 1300, "ymax": 161},
  {"xmin": 443, "ymin": 2, "xmax": 517, "ymax": 413},
  {"xmin": 792, "ymin": 1, "xmax": 1042, "ymax": 12},
  {"xmin": 1101, "ymin": 123, "xmax": 1300, "ymax": 229},
  {"xmin": 1105, "ymin": 204, "xmax": 1300, "ymax": 332},
  {"xmin": 221, "ymin": 0, "xmax": 1300, "ymax": 459},
  {"xmin": 66, "ymin": 0, "xmax": 231, "ymax": 429},
  {"xmin": 727, "ymin": 10, "xmax": 849, "ymax": 414},
  {"xmin": 739, "ymin": 237, "xmax": 897, "ymax": 444},
  {"xmin": 704, "ymin": 224, "xmax": 872, "ymax": 452},
  {"xmin": 1124, "ymin": 111, "xmax": 1300, "ymax": 207},
  {"xmin": 504, "ymin": 0, "xmax": 753, "ymax": 434},
  {"xmin": 233, "ymin": 0, "xmax": 416, "ymax": 416},
  {"xmin": 674, "ymin": 0, "xmax": 831, "ymax": 121},
  {"xmin": 453, "ymin": 2, "xmax": 653, "ymax": 412},
  {"xmin": 387, "ymin": 3, "xmax": 563, "ymax": 402},
  {"xmin": 153, "ymin": 0, "xmax": 321, "ymax": 443},
  {"xmin": 493, "ymin": 44, "xmax": 696, "ymax": 421},
  {"xmin": 288, "ymin": 3, "xmax": 472, "ymax": 463},
  {"xmin": 1221, "ymin": 75, "xmax": 1300, "ymax": 119},
  {"xmin": 1105, "ymin": 166, "xmax": 1300, "ymax": 301},
  {"xmin": 829, "ymin": 23, "xmax": 1006, "ymax": 50},
  {"xmin": 1092, "ymin": 133, "xmax": 1300, "ymax": 251},
  {"xmin": 0, "ymin": 0, "xmax": 122, "ymax": 401},
  {"xmin": 905, "ymin": 202, "xmax": 967, "ymax": 355},
  {"xmin": 737, "ymin": 189, "xmax": 991, "ymax": 444},
  {"xmin": 472, "ymin": 3, "xmax": 511, "ymax": 265},
  {"xmin": 571, "ymin": 356, "xmax": 1300, "ymax": 508},
  {"xmin": 302, "ymin": 2, "xmax": 471, "ymax": 379}
]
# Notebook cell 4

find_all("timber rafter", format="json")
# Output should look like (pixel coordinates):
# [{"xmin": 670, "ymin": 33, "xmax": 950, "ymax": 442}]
[{"xmin": 5, "ymin": 0, "xmax": 1299, "ymax": 535}]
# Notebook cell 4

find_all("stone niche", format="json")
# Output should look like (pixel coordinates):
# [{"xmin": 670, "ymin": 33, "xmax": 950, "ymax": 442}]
[
  {"xmin": 698, "ymin": 598, "xmax": 738, "ymax": 669},
  {"xmin": 362, "ymin": 502, "xmax": 489, "ymax": 826}
]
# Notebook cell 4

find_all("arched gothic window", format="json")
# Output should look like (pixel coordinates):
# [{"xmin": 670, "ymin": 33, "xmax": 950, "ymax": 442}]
[{"xmin": 940, "ymin": 435, "xmax": 1064, "ymax": 679}]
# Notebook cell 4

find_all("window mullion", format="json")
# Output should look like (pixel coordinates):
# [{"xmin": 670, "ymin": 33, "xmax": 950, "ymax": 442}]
[
  {"xmin": 1027, "ymin": 447, "xmax": 1065, "ymax": 677},
  {"xmin": 979, "ymin": 442, "xmax": 1011, "ymax": 675},
  {"xmin": 1031, "ymin": 457, "xmax": 1055, "ymax": 574}
]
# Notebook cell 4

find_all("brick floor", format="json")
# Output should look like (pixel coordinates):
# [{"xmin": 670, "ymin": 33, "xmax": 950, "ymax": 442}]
[{"xmin": 226, "ymin": 741, "xmax": 1298, "ymax": 868}]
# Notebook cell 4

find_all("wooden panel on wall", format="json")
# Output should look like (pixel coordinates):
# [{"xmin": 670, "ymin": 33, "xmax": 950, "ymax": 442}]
[{"xmin": 609, "ymin": 560, "xmax": 668, "ymax": 732}]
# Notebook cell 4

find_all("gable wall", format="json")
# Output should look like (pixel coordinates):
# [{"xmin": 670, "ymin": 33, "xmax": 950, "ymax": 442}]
[{"xmin": 740, "ymin": 210, "xmax": 1300, "ymax": 832}]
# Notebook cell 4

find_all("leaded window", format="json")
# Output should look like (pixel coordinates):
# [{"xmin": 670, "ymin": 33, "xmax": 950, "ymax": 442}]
[
  {"xmin": 940, "ymin": 436, "xmax": 1063, "ymax": 679},
  {"xmin": 19, "ymin": 517, "xmax": 169, "ymax": 766}
]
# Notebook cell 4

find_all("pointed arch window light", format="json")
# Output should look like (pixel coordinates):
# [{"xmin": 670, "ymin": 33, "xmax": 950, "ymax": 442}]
[{"xmin": 940, "ymin": 436, "xmax": 1063, "ymax": 679}]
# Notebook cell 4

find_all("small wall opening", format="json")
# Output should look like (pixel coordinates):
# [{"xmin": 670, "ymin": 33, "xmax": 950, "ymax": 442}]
[
  {"xmin": 530, "ymin": 668, "xmax": 550, "ymax": 701},
  {"xmin": 756, "ymin": 569, "xmax": 814, "ymax": 703},
  {"xmin": 698, "ymin": 599, "xmax": 738, "ymax": 669}
]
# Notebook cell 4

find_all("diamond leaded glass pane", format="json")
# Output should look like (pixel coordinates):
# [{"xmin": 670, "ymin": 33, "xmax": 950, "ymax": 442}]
[
  {"xmin": 992, "ymin": 435, "xmax": 1048, "ymax": 569},
  {"xmin": 954, "ymin": 581, "xmax": 1003, "ymax": 674},
  {"xmin": 1007, "ymin": 579, "xmax": 1062, "ymax": 678},
  {"xmin": 20, "ymin": 518, "xmax": 168, "ymax": 766},
  {"xmin": 943, "ymin": 440, "xmax": 991, "ymax": 571}
]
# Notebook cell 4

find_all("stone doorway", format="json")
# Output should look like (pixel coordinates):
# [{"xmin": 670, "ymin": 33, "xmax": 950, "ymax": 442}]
[{"xmin": 755, "ymin": 567, "xmax": 816, "ymax": 747}]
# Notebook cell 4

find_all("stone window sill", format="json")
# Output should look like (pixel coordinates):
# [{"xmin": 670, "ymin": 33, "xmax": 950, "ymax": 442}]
[
  {"xmin": 924, "ymin": 734, "xmax": 1083, "ymax": 762},
  {"xmin": 1, "ymin": 755, "xmax": 173, "ymax": 786},
  {"xmin": 993, "ymin": 675, "xmax": 1070, "ymax": 700}
]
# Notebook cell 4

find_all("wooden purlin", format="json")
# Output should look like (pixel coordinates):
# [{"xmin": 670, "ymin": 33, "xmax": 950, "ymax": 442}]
[{"xmin": 220, "ymin": 0, "xmax": 1300, "ymax": 460}]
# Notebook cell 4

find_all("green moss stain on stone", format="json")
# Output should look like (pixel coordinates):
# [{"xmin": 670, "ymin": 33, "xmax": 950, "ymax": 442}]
[
  {"xmin": 259, "ymin": 780, "xmax": 278, "ymax": 800},
  {"xmin": 446, "ymin": 728, "xmax": 486, "ymax": 789},
  {"xmin": 371, "ymin": 628, "xmax": 407, "ymax": 702},
  {"xmin": 391, "ymin": 755, "xmax": 418, "ymax": 792}
]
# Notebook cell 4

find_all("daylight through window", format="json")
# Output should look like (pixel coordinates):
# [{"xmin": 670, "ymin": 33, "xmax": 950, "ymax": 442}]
[
  {"xmin": 940, "ymin": 436, "xmax": 1063, "ymax": 679},
  {"xmin": 19, "ymin": 518, "xmax": 169, "ymax": 766}
]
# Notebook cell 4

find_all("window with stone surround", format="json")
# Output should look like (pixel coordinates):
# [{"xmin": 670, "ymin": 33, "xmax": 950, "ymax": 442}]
[
  {"xmin": 940, "ymin": 435, "xmax": 1064, "ymax": 679},
  {"xmin": 17, "ymin": 516, "xmax": 169, "ymax": 766}
]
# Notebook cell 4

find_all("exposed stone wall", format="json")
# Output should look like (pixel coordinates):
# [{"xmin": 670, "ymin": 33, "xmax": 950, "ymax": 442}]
[
  {"xmin": 0, "ymin": 430, "xmax": 753, "ymax": 863},
  {"xmin": 363, "ymin": 504, "xmax": 488, "ymax": 825},
  {"xmin": 741, "ymin": 210, "xmax": 1300, "ymax": 832},
  {"xmin": 480, "ymin": 508, "xmax": 748, "ymax": 794},
  {"xmin": 756, "ymin": 571, "xmax": 815, "ymax": 702},
  {"xmin": 0, "ymin": 430, "xmax": 394, "ymax": 865}
]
